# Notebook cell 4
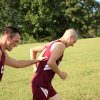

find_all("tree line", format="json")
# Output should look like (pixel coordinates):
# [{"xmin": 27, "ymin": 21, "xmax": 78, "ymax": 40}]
[{"xmin": 0, "ymin": 0, "xmax": 100, "ymax": 43}]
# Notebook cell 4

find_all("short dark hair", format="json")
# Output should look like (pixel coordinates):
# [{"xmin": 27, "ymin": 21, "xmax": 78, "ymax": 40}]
[{"xmin": 2, "ymin": 26, "xmax": 21, "ymax": 38}]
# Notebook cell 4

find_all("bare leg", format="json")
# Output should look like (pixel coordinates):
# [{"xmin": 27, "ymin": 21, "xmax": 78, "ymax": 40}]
[{"xmin": 49, "ymin": 94, "xmax": 61, "ymax": 100}]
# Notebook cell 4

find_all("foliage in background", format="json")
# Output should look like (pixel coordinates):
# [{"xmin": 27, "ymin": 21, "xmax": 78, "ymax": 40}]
[{"xmin": 0, "ymin": 0, "xmax": 100, "ymax": 42}]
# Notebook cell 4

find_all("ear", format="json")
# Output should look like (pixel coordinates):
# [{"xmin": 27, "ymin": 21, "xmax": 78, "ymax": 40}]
[
  {"xmin": 3, "ymin": 31, "xmax": 8, "ymax": 35},
  {"xmin": 5, "ymin": 33, "xmax": 11, "ymax": 41},
  {"xmin": 69, "ymin": 36, "xmax": 74, "ymax": 42}
]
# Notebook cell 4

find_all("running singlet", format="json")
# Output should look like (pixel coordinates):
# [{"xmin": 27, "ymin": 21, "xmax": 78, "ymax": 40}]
[
  {"xmin": 32, "ymin": 40, "xmax": 64, "ymax": 88},
  {"xmin": 0, "ymin": 47, "xmax": 5, "ymax": 81}
]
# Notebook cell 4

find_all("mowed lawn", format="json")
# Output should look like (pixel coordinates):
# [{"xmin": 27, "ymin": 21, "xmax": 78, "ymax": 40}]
[{"xmin": 0, "ymin": 37, "xmax": 100, "ymax": 100}]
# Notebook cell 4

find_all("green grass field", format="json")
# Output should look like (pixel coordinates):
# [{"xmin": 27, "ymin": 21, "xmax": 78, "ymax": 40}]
[{"xmin": 0, "ymin": 37, "xmax": 100, "ymax": 100}]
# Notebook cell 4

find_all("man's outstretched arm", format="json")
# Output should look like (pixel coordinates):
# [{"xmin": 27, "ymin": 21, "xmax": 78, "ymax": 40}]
[{"xmin": 4, "ymin": 52, "xmax": 44, "ymax": 68}]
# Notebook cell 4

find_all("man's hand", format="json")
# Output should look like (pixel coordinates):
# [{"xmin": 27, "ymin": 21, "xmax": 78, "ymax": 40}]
[
  {"xmin": 38, "ymin": 57, "xmax": 47, "ymax": 61},
  {"xmin": 59, "ymin": 72, "xmax": 67, "ymax": 79}
]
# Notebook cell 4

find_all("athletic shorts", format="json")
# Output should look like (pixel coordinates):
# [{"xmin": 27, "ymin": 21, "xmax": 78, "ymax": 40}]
[{"xmin": 32, "ymin": 83, "xmax": 57, "ymax": 100}]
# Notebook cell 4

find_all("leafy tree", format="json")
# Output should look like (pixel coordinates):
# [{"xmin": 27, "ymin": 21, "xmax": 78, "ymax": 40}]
[{"xmin": 0, "ymin": 0, "xmax": 100, "ymax": 41}]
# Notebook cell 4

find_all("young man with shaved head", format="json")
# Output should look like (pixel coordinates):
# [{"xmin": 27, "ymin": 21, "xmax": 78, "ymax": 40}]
[
  {"xmin": 30, "ymin": 28, "xmax": 78, "ymax": 100},
  {"xmin": 0, "ymin": 26, "xmax": 44, "ymax": 81}
]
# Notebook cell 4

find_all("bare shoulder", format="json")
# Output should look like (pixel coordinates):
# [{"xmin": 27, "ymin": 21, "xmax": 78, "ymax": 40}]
[
  {"xmin": 49, "ymin": 42, "xmax": 65, "ymax": 61},
  {"xmin": 51, "ymin": 42, "xmax": 66, "ymax": 55},
  {"xmin": 53, "ymin": 42, "xmax": 66, "ymax": 50},
  {"xmin": 57, "ymin": 42, "xmax": 65, "ymax": 47}
]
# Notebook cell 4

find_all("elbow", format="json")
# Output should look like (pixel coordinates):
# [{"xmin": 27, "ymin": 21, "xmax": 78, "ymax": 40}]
[
  {"xmin": 47, "ymin": 62, "xmax": 51, "ymax": 67},
  {"xmin": 30, "ymin": 48, "xmax": 37, "ymax": 53},
  {"xmin": 47, "ymin": 61, "xmax": 54, "ymax": 68}
]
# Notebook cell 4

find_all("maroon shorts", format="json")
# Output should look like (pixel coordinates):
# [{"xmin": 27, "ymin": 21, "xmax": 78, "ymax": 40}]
[{"xmin": 32, "ymin": 83, "xmax": 57, "ymax": 100}]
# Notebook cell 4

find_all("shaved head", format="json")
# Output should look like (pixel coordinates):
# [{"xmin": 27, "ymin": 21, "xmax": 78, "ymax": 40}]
[
  {"xmin": 59, "ymin": 28, "xmax": 78, "ymax": 47},
  {"xmin": 63, "ymin": 29, "xmax": 78, "ymax": 40}
]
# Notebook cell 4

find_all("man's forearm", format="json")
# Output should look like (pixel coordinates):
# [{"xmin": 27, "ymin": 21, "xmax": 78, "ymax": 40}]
[{"xmin": 9, "ymin": 59, "xmax": 40, "ymax": 68}]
